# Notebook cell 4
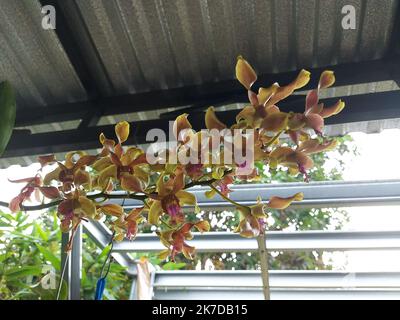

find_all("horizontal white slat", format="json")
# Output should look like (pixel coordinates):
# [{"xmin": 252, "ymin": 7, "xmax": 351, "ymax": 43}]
[
  {"xmin": 109, "ymin": 179, "xmax": 400, "ymax": 209},
  {"xmin": 110, "ymin": 228, "xmax": 400, "ymax": 253},
  {"xmin": 153, "ymin": 270, "xmax": 400, "ymax": 289},
  {"xmin": 154, "ymin": 288, "xmax": 400, "ymax": 300}
]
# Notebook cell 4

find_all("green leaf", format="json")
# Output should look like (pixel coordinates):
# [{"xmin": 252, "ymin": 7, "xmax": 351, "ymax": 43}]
[
  {"xmin": 0, "ymin": 81, "xmax": 16, "ymax": 156},
  {"xmin": 30, "ymin": 277, "xmax": 68, "ymax": 300},
  {"xmin": 0, "ymin": 220, "xmax": 11, "ymax": 227},
  {"xmin": 8, "ymin": 231, "xmax": 41, "ymax": 241},
  {"xmin": 95, "ymin": 243, "xmax": 112, "ymax": 263},
  {"xmin": 35, "ymin": 244, "xmax": 61, "ymax": 271},
  {"xmin": 0, "ymin": 252, "xmax": 13, "ymax": 263},
  {"xmin": 34, "ymin": 222, "xmax": 49, "ymax": 241},
  {"xmin": 162, "ymin": 262, "xmax": 186, "ymax": 270},
  {"xmin": 0, "ymin": 211, "xmax": 15, "ymax": 221},
  {"xmin": 5, "ymin": 265, "xmax": 43, "ymax": 280},
  {"xmin": 52, "ymin": 212, "xmax": 59, "ymax": 230}
]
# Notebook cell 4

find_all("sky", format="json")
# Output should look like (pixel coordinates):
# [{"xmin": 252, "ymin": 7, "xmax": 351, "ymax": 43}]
[
  {"xmin": 327, "ymin": 129, "xmax": 400, "ymax": 271},
  {"xmin": 1, "ymin": 128, "xmax": 400, "ymax": 272}
]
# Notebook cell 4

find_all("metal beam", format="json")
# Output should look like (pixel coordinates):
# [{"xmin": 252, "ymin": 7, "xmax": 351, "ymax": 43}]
[
  {"xmin": 82, "ymin": 179, "xmax": 400, "ymax": 253},
  {"xmin": 78, "ymin": 109, "xmax": 103, "ymax": 129},
  {"xmin": 39, "ymin": 0, "xmax": 100, "ymax": 99},
  {"xmin": 14, "ymin": 56, "xmax": 400, "ymax": 127},
  {"xmin": 82, "ymin": 220, "xmax": 136, "ymax": 275},
  {"xmin": 6, "ymin": 90, "xmax": 400, "ymax": 158},
  {"xmin": 60, "ymin": 225, "xmax": 82, "ymax": 300},
  {"xmin": 113, "ymin": 179, "xmax": 400, "ymax": 209},
  {"xmin": 111, "ymin": 230, "xmax": 400, "ymax": 253},
  {"xmin": 70, "ymin": 224, "xmax": 82, "ymax": 300}
]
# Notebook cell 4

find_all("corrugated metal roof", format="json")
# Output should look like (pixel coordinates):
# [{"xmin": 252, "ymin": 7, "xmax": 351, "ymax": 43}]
[
  {"xmin": 0, "ymin": 0, "xmax": 87, "ymax": 108},
  {"xmin": 1, "ymin": 0, "xmax": 399, "ymax": 168},
  {"xmin": 57, "ymin": 0, "xmax": 398, "ymax": 95}
]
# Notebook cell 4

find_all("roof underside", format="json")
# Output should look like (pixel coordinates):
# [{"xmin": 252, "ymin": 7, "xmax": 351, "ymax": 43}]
[{"xmin": 0, "ymin": 0, "xmax": 400, "ymax": 167}]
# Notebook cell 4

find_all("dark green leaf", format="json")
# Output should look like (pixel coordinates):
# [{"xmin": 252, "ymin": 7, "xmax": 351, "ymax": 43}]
[
  {"xmin": 35, "ymin": 244, "xmax": 60, "ymax": 271},
  {"xmin": 0, "ymin": 81, "xmax": 16, "ymax": 156}
]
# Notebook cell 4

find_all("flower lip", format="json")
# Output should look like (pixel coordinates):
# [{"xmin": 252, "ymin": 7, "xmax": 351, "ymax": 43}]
[
  {"xmin": 161, "ymin": 194, "xmax": 184, "ymax": 224},
  {"xmin": 117, "ymin": 165, "xmax": 133, "ymax": 178}
]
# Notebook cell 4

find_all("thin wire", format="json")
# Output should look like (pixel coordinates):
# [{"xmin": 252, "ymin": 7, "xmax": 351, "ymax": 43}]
[
  {"xmin": 57, "ymin": 250, "xmax": 70, "ymax": 300},
  {"xmin": 103, "ymin": 256, "xmax": 113, "ymax": 279},
  {"xmin": 99, "ymin": 231, "xmax": 115, "ymax": 279},
  {"xmin": 98, "ymin": 192, "xmax": 126, "ymax": 279},
  {"xmin": 97, "ymin": 193, "xmax": 123, "ymax": 280}
]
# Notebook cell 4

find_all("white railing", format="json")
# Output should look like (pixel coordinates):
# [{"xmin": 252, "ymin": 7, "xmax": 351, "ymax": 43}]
[{"xmin": 76, "ymin": 179, "xmax": 400, "ymax": 300}]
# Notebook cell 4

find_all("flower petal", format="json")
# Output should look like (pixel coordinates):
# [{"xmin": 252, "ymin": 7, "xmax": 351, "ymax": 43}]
[
  {"xmin": 305, "ymin": 89, "xmax": 319, "ymax": 111},
  {"xmin": 270, "ymin": 146, "xmax": 294, "ymax": 160},
  {"xmin": 120, "ymin": 173, "xmax": 145, "ymax": 193},
  {"xmin": 250, "ymin": 197, "xmax": 267, "ymax": 218},
  {"xmin": 194, "ymin": 220, "xmax": 210, "ymax": 232},
  {"xmin": 248, "ymin": 90, "xmax": 259, "ymax": 106},
  {"xmin": 297, "ymin": 139, "xmax": 338, "ymax": 154},
  {"xmin": 182, "ymin": 243, "xmax": 196, "ymax": 260},
  {"xmin": 205, "ymin": 106, "xmax": 227, "ymax": 131},
  {"xmin": 235, "ymin": 215, "xmax": 260, "ymax": 238},
  {"xmin": 173, "ymin": 113, "xmax": 192, "ymax": 141},
  {"xmin": 267, "ymin": 69, "xmax": 311, "ymax": 106},
  {"xmin": 257, "ymin": 84, "xmax": 279, "ymax": 106},
  {"xmin": 319, "ymin": 99, "xmax": 345, "ymax": 118},
  {"xmin": 235, "ymin": 105, "xmax": 256, "ymax": 126},
  {"xmin": 288, "ymin": 113, "xmax": 306, "ymax": 131},
  {"xmin": 127, "ymin": 207, "xmax": 143, "ymax": 221},
  {"xmin": 286, "ymin": 151, "xmax": 314, "ymax": 170},
  {"xmin": 158, "ymin": 249, "xmax": 171, "ymax": 260},
  {"xmin": 58, "ymin": 199, "xmax": 75, "ymax": 216},
  {"xmin": 120, "ymin": 147, "xmax": 143, "ymax": 166},
  {"xmin": 114, "ymin": 233, "xmax": 125, "ymax": 242},
  {"xmin": 74, "ymin": 169, "xmax": 91, "ymax": 188},
  {"xmin": 9, "ymin": 195, "xmax": 23, "ymax": 212},
  {"xmin": 92, "ymin": 157, "xmax": 113, "ymax": 172},
  {"xmin": 176, "ymin": 190, "xmax": 196, "ymax": 206},
  {"xmin": 268, "ymin": 192, "xmax": 304, "ymax": 209},
  {"xmin": 73, "ymin": 155, "xmax": 97, "ymax": 172},
  {"xmin": 235, "ymin": 55, "xmax": 257, "ymax": 90},
  {"xmin": 99, "ymin": 133, "xmax": 116, "ymax": 151},
  {"xmin": 78, "ymin": 196, "xmax": 97, "ymax": 219},
  {"xmin": 172, "ymin": 168, "xmax": 185, "ymax": 193},
  {"xmin": 98, "ymin": 165, "xmax": 117, "ymax": 189},
  {"xmin": 205, "ymin": 188, "xmax": 216, "ymax": 199},
  {"xmin": 261, "ymin": 112, "xmax": 289, "ymax": 132},
  {"xmin": 38, "ymin": 154, "xmax": 56, "ymax": 167},
  {"xmin": 115, "ymin": 121, "xmax": 130, "ymax": 143},
  {"xmin": 8, "ymin": 176, "xmax": 37, "ymax": 184},
  {"xmin": 319, "ymin": 70, "xmax": 335, "ymax": 89},
  {"xmin": 38, "ymin": 186, "xmax": 60, "ymax": 199},
  {"xmin": 305, "ymin": 113, "xmax": 324, "ymax": 134},
  {"xmin": 99, "ymin": 204, "xmax": 124, "ymax": 217},
  {"xmin": 148, "ymin": 200, "xmax": 163, "ymax": 225}
]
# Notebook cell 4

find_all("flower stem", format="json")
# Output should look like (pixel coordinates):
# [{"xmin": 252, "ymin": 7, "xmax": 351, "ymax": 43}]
[
  {"xmin": 210, "ymin": 184, "xmax": 249, "ymax": 213},
  {"xmin": 257, "ymin": 231, "xmax": 271, "ymax": 300},
  {"xmin": 0, "ymin": 170, "xmax": 234, "ymax": 212}
]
